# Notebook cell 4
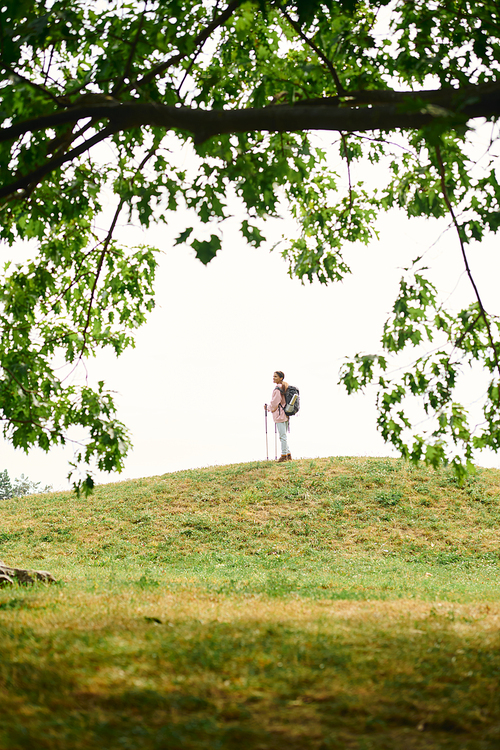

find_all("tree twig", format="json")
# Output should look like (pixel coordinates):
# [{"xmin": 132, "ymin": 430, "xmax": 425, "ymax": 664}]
[
  {"xmin": 277, "ymin": 3, "xmax": 346, "ymax": 96},
  {"xmin": 112, "ymin": 1, "xmax": 149, "ymax": 97},
  {"xmin": 78, "ymin": 146, "xmax": 158, "ymax": 356},
  {"xmin": 42, "ymin": 46, "xmax": 55, "ymax": 87},
  {"xmin": 125, "ymin": 0, "xmax": 245, "ymax": 93},
  {"xmin": 0, "ymin": 63, "xmax": 68, "ymax": 107},
  {"xmin": 341, "ymin": 132, "xmax": 353, "ymax": 213},
  {"xmin": 452, "ymin": 310, "xmax": 484, "ymax": 351}
]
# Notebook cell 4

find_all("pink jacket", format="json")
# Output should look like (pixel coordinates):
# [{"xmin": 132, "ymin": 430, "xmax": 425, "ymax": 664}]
[{"xmin": 269, "ymin": 387, "xmax": 288, "ymax": 423}]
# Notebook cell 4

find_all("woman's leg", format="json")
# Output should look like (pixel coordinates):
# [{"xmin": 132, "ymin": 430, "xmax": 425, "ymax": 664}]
[{"xmin": 277, "ymin": 421, "xmax": 289, "ymax": 456}]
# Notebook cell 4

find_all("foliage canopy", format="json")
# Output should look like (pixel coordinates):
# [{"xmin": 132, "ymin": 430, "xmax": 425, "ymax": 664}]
[{"xmin": 0, "ymin": 0, "xmax": 499, "ymax": 488}]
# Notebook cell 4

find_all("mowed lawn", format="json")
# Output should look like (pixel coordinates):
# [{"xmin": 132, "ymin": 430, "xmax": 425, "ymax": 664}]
[{"xmin": 1, "ymin": 456, "xmax": 500, "ymax": 749}]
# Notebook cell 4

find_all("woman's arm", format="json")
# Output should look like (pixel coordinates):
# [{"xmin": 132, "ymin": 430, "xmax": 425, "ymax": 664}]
[{"xmin": 268, "ymin": 387, "xmax": 283, "ymax": 413}]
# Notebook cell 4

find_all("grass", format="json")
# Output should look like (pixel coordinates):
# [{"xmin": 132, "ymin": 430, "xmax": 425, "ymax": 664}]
[{"xmin": 1, "ymin": 456, "xmax": 500, "ymax": 749}]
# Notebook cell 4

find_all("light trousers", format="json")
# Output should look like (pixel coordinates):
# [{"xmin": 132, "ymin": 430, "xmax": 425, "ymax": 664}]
[{"xmin": 277, "ymin": 420, "xmax": 289, "ymax": 455}]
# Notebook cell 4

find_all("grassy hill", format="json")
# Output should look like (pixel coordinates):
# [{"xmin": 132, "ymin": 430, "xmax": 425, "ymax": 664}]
[{"xmin": 1, "ymin": 456, "xmax": 500, "ymax": 749}]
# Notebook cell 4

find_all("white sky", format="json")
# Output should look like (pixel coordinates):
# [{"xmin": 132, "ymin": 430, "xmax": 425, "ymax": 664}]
[{"xmin": 2, "ymin": 124, "xmax": 500, "ymax": 490}]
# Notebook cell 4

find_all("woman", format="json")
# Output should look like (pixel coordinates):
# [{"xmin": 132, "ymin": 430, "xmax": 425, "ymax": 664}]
[{"xmin": 267, "ymin": 370, "xmax": 291, "ymax": 462}]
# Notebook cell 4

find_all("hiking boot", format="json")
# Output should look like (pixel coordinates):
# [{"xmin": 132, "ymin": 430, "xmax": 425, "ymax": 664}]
[
  {"xmin": 277, "ymin": 455, "xmax": 288, "ymax": 463},
  {"xmin": 286, "ymin": 453, "xmax": 292, "ymax": 461}
]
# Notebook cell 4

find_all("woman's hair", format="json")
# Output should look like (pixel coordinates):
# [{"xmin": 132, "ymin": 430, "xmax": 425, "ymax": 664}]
[{"xmin": 275, "ymin": 370, "xmax": 285, "ymax": 379}]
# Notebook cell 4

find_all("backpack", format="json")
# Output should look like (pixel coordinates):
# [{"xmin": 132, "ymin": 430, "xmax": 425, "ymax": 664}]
[{"xmin": 277, "ymin": 384, "xmax": 300, "ymax": 417}]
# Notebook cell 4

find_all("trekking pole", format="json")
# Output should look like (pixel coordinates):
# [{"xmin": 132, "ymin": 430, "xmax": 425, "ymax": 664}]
[
  {"xmin": 274, "ymin": 423, "xmax": 277, "ymax": 461},
  {"xmin": 264, "ymin": 404, "xmax": 269, "ymax": 460}
]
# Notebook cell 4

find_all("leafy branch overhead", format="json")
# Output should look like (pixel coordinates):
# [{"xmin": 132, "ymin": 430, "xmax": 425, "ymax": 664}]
[{"xmin": 0, "ymin": 0, "xmax": 499, "ymax": 487}]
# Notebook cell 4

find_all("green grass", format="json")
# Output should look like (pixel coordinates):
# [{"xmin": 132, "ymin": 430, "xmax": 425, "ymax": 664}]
[{"xmin": 1, "ymin": 456, "xmax": 500, "ymax": 749}]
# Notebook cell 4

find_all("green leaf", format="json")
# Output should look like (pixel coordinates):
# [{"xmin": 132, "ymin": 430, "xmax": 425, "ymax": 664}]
[
  {"xmin": 191, "ymin": 235, "xmax": 221, "ymax": 265},
  {"xmin": 241, "ymin": 220, "xmax": 266, "ymax": 247},
  {"xmin": 174, "ymin": 228, "xmax": 194, "ymax": 245}
]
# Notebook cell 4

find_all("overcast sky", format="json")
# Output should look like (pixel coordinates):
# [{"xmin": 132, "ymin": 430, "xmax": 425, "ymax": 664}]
[{"xmin": 2, "ymin": 124, "xmax": 500, "ymax": 490}]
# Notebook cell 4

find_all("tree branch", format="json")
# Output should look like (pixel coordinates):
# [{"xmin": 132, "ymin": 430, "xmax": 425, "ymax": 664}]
[
  {"xmin": 435, "ymin": 144, "xmax": 500, "ymax": 392},
  {"xmin": 1, "ymin": 82, "xmax": 497, "ymax": 144},
  {"xmin": 0, "ymin": 126, "xmax": 117, "ymax": 201},
  {"xmin": 4, "ymin": 367, "xmax": 39, "ymax": 397},
  {"xmin": 79, "ymin": 146, "xmax": 159, "ymax": 355}
]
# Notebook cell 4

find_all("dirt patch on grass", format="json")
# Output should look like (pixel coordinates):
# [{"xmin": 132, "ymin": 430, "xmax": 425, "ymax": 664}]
[
  {"xmin": 6, "ymin": 589, "xmax": 499, "ymax": 634},
  {"xmin": 134, "ymin": 593, "xmax": 500, "ymax": 629}
]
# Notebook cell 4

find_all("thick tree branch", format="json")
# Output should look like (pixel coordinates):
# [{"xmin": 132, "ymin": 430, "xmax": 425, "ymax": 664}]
[
  {"xmin": 0, "ymin": 83, "xmax": 498, "ymax": 202},
  {"xmin": 1, "ymin": 82, "xmax": 498, "ymax": 145}
]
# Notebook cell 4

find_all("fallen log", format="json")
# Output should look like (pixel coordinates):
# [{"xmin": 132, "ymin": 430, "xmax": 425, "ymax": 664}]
[{"xmin": 0, "ymin": 560, "xmax": 57, "ymax": 585}]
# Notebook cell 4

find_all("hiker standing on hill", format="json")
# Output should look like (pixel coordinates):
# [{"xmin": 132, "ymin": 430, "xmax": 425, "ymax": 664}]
[{"xmin": 266, "ymin": 370, "xmax": 292, "ymax": 462}]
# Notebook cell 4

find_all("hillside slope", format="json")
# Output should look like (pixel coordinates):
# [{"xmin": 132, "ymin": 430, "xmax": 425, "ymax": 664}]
[
  {"xmin": 1, "ymin": 457, "xmax": 500, "ymax": 750},
  {"xmin": 2, "ymin": 456, "xmax": 500, "ymax": 600}
]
